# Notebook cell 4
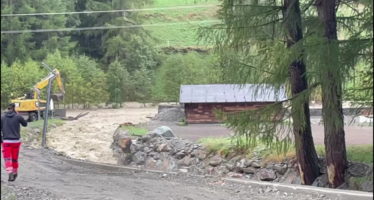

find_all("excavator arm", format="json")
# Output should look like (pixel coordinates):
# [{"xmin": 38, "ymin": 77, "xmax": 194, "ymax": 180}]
[
  {"xmin": 51, "ymin": 69, "xmax": 65, "ymax": 101},
  {"xmin": 11, "ymin": 63, "xmax": 65, "ymax": 120},
  {"xmin": 32, "ymin": 65, "xmax": 65, "ymax": 101},
  {"xmin": 54, "ymin": 69, "xmax": 65, "ymax": 94}
]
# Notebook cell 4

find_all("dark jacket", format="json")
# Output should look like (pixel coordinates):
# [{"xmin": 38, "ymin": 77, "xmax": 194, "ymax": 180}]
[{"xmin": 1, "ymin": 111, "xmax": 28, "ymax": 141}]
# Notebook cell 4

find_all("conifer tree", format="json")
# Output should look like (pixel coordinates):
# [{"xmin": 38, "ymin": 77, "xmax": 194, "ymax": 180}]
[
  {"xmin": 202, "ymin": 0, "xmax": 372, "ymax": 187},
  {"xmin": 313, "ymin": 0, "xmax": 373, "ymax": 187},
  {"xmin": 201, "ymin": 0, "xmax": 321, "ymax": 184}
]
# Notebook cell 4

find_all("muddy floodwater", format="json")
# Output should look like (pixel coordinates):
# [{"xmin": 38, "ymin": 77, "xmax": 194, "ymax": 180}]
[{"xmin": 47, "ymin": 103, "xmax": 157, "ymax": 164}]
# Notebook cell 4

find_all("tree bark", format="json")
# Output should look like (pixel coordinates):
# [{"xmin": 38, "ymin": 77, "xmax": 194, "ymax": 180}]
[
  {"xmin": 315, "ymin": 0, "xmax": 348, "ymax": 188},
  {"xmin": 283, "ymin": 0, "xmax": 320, "ymax": 185}
]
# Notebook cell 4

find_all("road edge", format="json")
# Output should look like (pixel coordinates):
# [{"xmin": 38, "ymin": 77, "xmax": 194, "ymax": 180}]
[
  {"xmin": 55, "ymin": 154, "xmax": 373, "ymax": 200},
  {"xmin": 224, "ymin": 178, "xmax": 373, "ymax": 200}
]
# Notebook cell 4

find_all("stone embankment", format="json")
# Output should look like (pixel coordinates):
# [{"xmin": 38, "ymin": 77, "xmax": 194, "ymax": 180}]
[{"xmin": 111, "ymin": 126, "xmax": 373, "ymax": 192}]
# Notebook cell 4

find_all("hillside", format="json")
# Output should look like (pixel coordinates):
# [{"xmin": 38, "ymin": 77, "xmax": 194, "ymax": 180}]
[{"xmin": 142, "ymin": 0, "xmax": 219, "ymax": 48}]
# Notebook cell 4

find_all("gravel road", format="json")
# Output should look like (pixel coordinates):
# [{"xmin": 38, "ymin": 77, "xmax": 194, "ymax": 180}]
[{"xmin": 1, "ymin": 146, "xmax": 334, "ymax": 200}]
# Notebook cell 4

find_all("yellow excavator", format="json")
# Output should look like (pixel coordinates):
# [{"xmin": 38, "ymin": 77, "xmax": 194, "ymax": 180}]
[{"xmin": 11, "ymin": 63, "xmax": 65, "ymax": 122}]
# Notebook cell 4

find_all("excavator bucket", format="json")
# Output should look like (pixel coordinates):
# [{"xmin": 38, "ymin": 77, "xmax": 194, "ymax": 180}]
[{"xmin": 51, "ymin": 93, "xmax": 64, "ymax": 101}]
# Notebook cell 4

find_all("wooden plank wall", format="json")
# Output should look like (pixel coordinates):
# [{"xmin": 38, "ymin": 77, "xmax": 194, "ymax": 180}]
[{"xmin": 184, "ymin": 102, "xmax": 272, "ymax": 123}]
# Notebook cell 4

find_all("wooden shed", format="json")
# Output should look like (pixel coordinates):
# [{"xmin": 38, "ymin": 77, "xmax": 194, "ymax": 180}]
[{"xmin": 179, "ymin": 84, "xmax": 287, "ymax": 123}]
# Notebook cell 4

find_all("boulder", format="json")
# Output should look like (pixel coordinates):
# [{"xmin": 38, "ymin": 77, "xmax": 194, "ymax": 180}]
[
  {"xmin": 209, "ymin": 155, "xmax": 223, "ymax": 167},
  {"xmin": 216, "ymin": 165, "xmax": 230, "ymax": 175},
  {"xmin": 191, "ymin": 149, "xmax": 207, "ymax": 160},
  {"xmin": 251, "ymin": 161, "xmax": 261, "ymax": 168},
  {"xmin": 258, "ymin": 169, "xmax": 277, "ymax": 181},
  {"xmin": 156, "ymin": 143, "xmax": 171, "ymax": 152},
  {"xmin": 113, "ymin": 128, "xmax": 131, "ymax": 140},
  {"xmin": 175, "ymin": 150, "xmax": 187, "ymax": 159},
  {"xmin": 177, "ymin": 155, "xmax": 196, "ymax": 166},
  {"xmin": 148, "ymin": 152, "xmax": 160, "ymax": 160},
  {"xmin": 237, "ymin": 159, "xmax": 251, "ymax": 169},
  {"xmin": 130, "ymin": 143, "xmax": 144, "ymax": 153},
  {"xmin": 143, "ymin": 147, "xmax": 153, "ymax": 154},
  {"xmin": 348, "ymin": 163, "xmax": 370, "ymax": 177},
  {"xmin": 117, "ymin": 153, "xmax": 132, "ymax": 165},
  {"xmin": 150, "ymin": 126, "xmax": 175, "ymax": 138},
  {"xmin": 361, "ymin": 180, "xmax": 373, "ymax": 192},
  {"xmin": 153, "ymin": 107, "xmax": 185, "ymax": 122},
  {"xmin": 242, "ymin": 167, "xmax": 256, "ymax": 174},
  {"xmin": 118, "ymin": 138, "xmax": 132, "ymax": 153},
  {"xmin": 162, "ymin": 159, "xmax": 177, "ymax": 171},
  {"xmin": 230, "ymin": 156, "xmax": 243, "ymax": 163},
  {"xmin": 225, "ymin": 163, "xmax": 235, "ymax": 171},
  {"xmin": 312, "ymin": 174, "xmax": 328, "ymax": 187},
  {"xmin": 133, "ymin": 151, "xmax": 146, "ymax": 165},
  {"xmin": 169, "ymin": 139, "xmax": 189, "ymax": 154},
  {"xmin": 273, "ymin": 164, "xmax": 288, "ymax": 175},
  {"xmin": 145, "ymin": 158, "xmax": 158, "ymax": 169}
]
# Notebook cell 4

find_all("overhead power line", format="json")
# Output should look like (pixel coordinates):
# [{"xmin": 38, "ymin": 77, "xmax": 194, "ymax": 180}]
[
  {"xmin": 0, "ymin": 20, "xmax": 220, "ymax": 34},
  {"xmin": 1, "ymin": 5, "xmax": 218, "ymax": 17}
]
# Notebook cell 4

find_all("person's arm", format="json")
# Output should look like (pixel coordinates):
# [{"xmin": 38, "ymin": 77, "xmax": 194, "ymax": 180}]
[{"xmin": 18, "ymin": 115, "xmax": 28, "ymax": 127}]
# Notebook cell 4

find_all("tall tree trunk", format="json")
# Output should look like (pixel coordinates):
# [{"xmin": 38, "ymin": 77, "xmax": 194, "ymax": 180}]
[
  {"xmin": 283, "ymin": 0, "xmax": 320, "ymax": 185},
  {"xmin": 316, "ymin": 0, "xmax": 347, "ymax": 188}
]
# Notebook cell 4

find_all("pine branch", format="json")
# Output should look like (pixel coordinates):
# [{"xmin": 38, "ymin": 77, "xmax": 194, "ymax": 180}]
[
  {"xmin": 302, "ymin": 0, "xmax": 316, "ymax": 13},
  {"xmin": 235, "ymin": 60, "xmax": 276, "ymax": 75},
  {"xmin": 340, "ymin": 0, "xmax": 361, "ymax": 14}
]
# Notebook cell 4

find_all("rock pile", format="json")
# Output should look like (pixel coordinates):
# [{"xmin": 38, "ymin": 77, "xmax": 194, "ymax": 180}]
[
  {"xmin": 111, "ymin": 126, "xmax": 373, "ymax": 192},
  {"xmin": 153, "ymin": 107, "xmax": 185, "ymax": 122},
  {"xmin": 312, "ymin": 159, "xmax": 373, "ymax": 192},
  {"xmin": 111, "ymin": 126, "xmax": 298, "ymax": 182},
  {"xmin": 111, "ymin": 126, "xmax": 206, "ymax": 171}
]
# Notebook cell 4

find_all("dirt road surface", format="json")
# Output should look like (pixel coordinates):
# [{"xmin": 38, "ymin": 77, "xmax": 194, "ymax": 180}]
[{"xmin": 1, "ymin": 147, "xmax": 332, "ymax": 200}]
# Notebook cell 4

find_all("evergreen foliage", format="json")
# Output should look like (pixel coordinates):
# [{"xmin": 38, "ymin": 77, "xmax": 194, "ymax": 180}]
[{"xmin": 152, "ymin": 52, "xmax": 221, "ymax": 101}]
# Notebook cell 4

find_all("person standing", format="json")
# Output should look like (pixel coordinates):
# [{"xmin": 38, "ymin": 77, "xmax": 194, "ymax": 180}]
[{"xmin": 1, "ymin": 103, "xmax": 27, "ymax": 181}]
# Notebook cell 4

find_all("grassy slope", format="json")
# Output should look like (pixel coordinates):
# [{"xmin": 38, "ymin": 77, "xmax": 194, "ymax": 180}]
[
  {"xmin": 199, "ymin": 137, "xmax": 373, "ymax": 164},
  {"xmin": 120, "ymin": 125, "xmax": 148, "ymax": 136},
  {"xmin": 143, "ymin": 0, "xmax": 218, "ymax": 48}
]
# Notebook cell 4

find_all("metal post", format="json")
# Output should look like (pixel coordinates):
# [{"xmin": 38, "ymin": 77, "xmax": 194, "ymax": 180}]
[
  {"xmin": 37, "ymin": 94, "xmax": 41, "ymax": 120},
  {"xmin": 42, "ymin": 78, "xmax": 54, "ymax": 148}
]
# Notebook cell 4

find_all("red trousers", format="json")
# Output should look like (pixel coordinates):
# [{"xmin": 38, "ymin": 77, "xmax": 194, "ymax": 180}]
[{"xmin": 2, "ymin": 142, "xmax": 21, "ymax": 174}]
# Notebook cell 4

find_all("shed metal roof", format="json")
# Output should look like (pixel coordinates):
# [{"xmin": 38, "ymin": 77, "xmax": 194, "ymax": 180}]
[{"xmin": 179, "ymin": 84, "xmax": 287, "ymax": 103}]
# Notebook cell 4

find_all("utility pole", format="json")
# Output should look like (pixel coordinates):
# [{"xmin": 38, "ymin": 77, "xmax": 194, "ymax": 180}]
[{"xmin": 41, "ymin": 78, "xmax": 54, "ymax": 148}]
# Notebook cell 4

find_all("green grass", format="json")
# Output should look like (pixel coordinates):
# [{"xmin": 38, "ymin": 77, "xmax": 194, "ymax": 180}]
[
  {"xmin": 142, "ymin": 0, "xmax": 219, "ymax": 47},
  {"xmin": 199, "ymin": 137, "xmax": 373, "ymax": 164},
  {"xmin": 198, "ymin": 137, "xmax": 233, "ymax": 155},
  {"xmin": 316, "ymin": 144, "xmax": 373, "ymax": 164},
  {"xmin": 120, "ymin": 125, "xmax": 148, "ymax": 136},
  {"xmin": 27, "ymin": 118, "xmax": 65, "ymax": 129}
]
